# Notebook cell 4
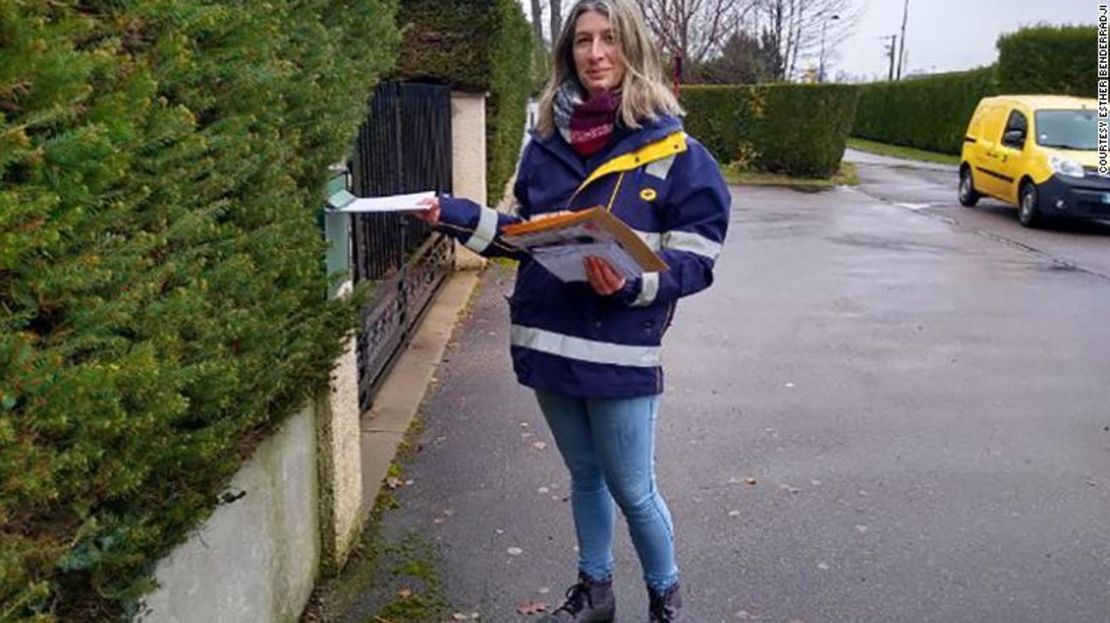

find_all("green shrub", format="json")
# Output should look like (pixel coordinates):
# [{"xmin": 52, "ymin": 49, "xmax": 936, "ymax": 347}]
[
  {"xmin": 852, "ymin": 67, "xmax": 998, "ymax": 155},
  {"xmin": 852, "ymin": 25, "xmax": 1095, "ymax": 155},
  {"xmin": 393, "ymin": 0, "xmax": 532, "ymax": 205},
  {"xmin": 997, "ymin": 24, "xmax": 1096, "ymax": 97},
  {"xmin": 682, "ymin": 84, "xmax": 861, "ymax": 177},
  {"xmin": 0, "ymin": 1, "xmax": 398, "ymax": 619}
]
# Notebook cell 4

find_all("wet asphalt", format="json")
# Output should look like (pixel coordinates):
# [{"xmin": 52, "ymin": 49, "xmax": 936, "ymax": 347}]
[{"xmin": 360, "ymin": 152, "xmax": 1110, "ymax": 622}]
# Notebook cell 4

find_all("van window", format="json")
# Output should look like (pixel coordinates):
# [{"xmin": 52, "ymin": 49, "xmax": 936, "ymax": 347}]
[
  {"xmin": 1035, "ymin": 109, "xmax": 1096, "ymax": 150},
  {"xmin": 1001, "ymin": 109, "xmax": 1028, "ymax": 149}
]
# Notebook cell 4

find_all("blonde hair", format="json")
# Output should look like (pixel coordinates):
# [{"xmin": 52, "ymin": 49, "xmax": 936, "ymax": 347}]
[{"xmin": 536, "ymin": 0, "xmax": 683, "ymax": 136}]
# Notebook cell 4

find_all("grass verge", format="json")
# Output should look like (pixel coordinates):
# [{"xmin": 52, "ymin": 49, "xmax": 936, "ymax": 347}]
[
  {"xmin": 847, "ymin": 137, "xmax": 961, "ymax": 166},
  {"xmin": 722, "ymin": 161, "xmax": 859, "ymax": 189}
]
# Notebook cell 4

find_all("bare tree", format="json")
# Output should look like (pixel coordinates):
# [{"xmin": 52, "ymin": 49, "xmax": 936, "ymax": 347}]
[
  {"xmin": 750, "ymin": 0, "xmax": 860, "ymax": 81},
  {"xmin": 689, "ymin": 30, "xmax": 779, "ymax": 84},
  {"xmin": 550, "ymin": 0, "xmax": 563, "ymax": 44},
  {"xmin": 530, "ymin": 0, "xmax": 545, "ymax": 45},
  {"xmin": 635, "ymin": 0, "xmax": 756, "ymax": 65}
]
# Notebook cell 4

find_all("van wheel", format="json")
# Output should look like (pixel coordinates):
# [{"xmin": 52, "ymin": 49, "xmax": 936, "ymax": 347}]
[
  {"xmin": 1018, "ymin": 181, "xmax": 1041, "ymax": 228},
  {"xmin": 958, "ymin": 166, "xmax": 979, "ymax": 207}
]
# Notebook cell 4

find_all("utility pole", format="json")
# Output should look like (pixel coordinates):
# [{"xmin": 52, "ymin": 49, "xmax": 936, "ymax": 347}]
[
  {"xmin": 896, "ymin": 0, "xmax": 909, "ymax": 80},
  {"xmin": 819, "ymin": 14, "xmax": 841, "ymax": 83},
  {"xmin": 885, "ymin": 34, "xmax": 898, "ymax": 82}
]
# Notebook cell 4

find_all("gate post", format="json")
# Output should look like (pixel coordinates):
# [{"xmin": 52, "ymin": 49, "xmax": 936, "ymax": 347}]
[
  {"xmin": 450, "ymin": 91, "xmax": 489, "ymax": 270},
  {"xmin": 316, "ymin": 165, "xmax": 365, "ymax": 575}
]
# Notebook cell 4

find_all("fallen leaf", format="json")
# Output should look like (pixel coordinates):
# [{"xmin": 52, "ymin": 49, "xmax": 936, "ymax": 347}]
[{"xmin": 516, "ymin": 600, "xmax": 548, "ymax": 615}]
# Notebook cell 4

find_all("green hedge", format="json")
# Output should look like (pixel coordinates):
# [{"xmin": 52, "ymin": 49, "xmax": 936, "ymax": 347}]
[
  {"xmin": 393, "ymin": 0, "xmax": 532, "ymax": 205},
  {"xmin": 852, "ymin": 25, "xmax": 1095, "ymax": 155},
  {"xmin": 681, "ymin": 84, "xmax": 861, "ymax": 177},
  {"xmin": 997, "ymin": 25, "xmax": 1096, "ymax": 97},
  {"xmin": 852, "ymin": 67, "xmax": 998, "ymax": 155},
  {"xmin": 0, "ymin": 1, "xmax": 398, "ymax": 619}
]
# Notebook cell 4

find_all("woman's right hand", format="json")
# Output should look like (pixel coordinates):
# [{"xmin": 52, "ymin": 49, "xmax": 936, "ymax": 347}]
[{"xmin": 414, "ymin": 196, "xmax": 440, "ymax": 225}]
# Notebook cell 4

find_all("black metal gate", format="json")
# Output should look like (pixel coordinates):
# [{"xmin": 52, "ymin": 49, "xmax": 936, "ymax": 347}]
[{"xmin": 350, "ymin": 81, "xmax": 454, "ymax": 411}]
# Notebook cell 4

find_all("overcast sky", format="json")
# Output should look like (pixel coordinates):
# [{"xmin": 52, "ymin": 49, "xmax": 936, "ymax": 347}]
[
  {"xmin": 837, "ymin": 0, "xmax": 1094, "ymax": 80},
  {"xmin": 521, "ymin": 0, "xmax": 1094, "ymax": 81}
]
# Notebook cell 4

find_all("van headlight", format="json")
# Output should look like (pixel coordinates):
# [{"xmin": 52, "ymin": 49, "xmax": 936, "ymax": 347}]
[{"xmin": 1049, "ymin": 155, "xmax": 1085, "ymax": 178}]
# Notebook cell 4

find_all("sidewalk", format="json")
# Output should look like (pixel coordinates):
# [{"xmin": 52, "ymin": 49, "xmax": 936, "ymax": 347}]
[{"xmin": 307, "ymin": 181, "xmax": 1110, "ymax": 623}]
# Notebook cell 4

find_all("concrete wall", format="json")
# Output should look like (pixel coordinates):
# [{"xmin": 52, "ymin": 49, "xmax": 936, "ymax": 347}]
[
  {"xmin": 450, "ymin": 91, "xmax": 488, "ymax": 270},
  {"xmin": 141, "ymin": 406, "xmax": 320, "ymax": 623},
  {"xmin": 316, "ymin": 326, "xmax": 364, "ymax": 575}
]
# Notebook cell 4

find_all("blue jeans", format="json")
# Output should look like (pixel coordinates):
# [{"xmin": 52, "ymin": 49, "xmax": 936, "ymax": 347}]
[{"xmin": 535, "ymin": 390, "xmax": 679, "ymax": 592}]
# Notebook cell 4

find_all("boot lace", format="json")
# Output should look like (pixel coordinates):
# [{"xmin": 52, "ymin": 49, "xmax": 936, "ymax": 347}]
[
  {"xmin": 649, "ymin": 588, "xmax": 678, "ymax": 622},
  {"xmin": 553, "ymin": 581, "xmax": 592, "ymax": 615}
]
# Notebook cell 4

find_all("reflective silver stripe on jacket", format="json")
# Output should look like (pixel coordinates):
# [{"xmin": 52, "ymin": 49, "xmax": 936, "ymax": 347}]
[
  {"xmin": 631, "ymin": 272, "xmax": 659, "ymax": 307},
  {"xmin": 662, "ymin": 230, "xmax": 722, "ymax": 260},
  {"xmin": 634, "ymin": 229, "xmax": 662, "ymax": 251},
  {"xmin": 465, "ymin": 206, "xmax": 499, "ymax": 253},
  {"xmin": 644, "ymin": 154, "xmax": 677, "ymax": 179},
  {"xmin": 510, "ymin": 325, "xmax": 661, "ymax": 367}
]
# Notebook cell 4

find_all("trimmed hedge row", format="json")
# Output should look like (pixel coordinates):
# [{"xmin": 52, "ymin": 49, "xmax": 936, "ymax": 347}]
[
  {"xmin": 393, "ymin": 0, "xmax": 532, "ymax": 205},
  {"xmin": 852, "ymin": 25, "xmax": 1096, "ymax": 155},
  {"xmin": 852, "ymin": 67, "xmax": 998, "ymax": 155},
  {"xmin": 681, "ymin": 84, "xmax": 861, "ymax": 177},
  {"xmin": 997, "ymin": 25, "xmax": 1096, "ymax": 97},
  {"xmin": 0, "ymin": 1, "xmax": 398, "ymax": 619}
]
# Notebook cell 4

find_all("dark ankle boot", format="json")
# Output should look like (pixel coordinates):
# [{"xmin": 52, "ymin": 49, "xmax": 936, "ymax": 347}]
[
  {"xmin": 539, "ymin": 572, "xmax": 615, "ymax": 622},
  {"xmin": 648, "ymin": 581, "xmax": 682, "ymax": 622}
]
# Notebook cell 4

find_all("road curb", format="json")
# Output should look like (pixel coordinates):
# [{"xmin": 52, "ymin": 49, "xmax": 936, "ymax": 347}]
[{"xmin": 358, "ymin": 269, "xmax": 483, "ymax": 513}]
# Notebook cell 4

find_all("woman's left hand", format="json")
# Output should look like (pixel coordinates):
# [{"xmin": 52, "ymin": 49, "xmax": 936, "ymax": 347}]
[{"xmin": 584, "ymin": 256, "xmax": 626, "ymax": 296}]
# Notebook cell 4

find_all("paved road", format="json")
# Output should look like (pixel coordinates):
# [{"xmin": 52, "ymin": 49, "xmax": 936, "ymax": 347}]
[
  {"xmin": 845, "ymin": 149, "xmax": 1110, "ymax": 279},
  {"xmin": 341, "ymin": 152, "xmax": 1110, "ymax": 622}
]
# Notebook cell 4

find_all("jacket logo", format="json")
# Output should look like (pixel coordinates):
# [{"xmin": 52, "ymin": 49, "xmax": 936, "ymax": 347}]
[{"xmin": 640, "ymin": 188, "xmax": 657, "ymax": 202}]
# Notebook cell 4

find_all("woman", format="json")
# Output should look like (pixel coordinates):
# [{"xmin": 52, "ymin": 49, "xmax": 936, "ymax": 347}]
[{"xmin": 416, "ymin": 1, "xmax": 729, "ymax": 620}]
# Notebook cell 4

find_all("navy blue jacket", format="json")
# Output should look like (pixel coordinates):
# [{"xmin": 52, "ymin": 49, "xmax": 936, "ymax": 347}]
[{"xmin": 436, "ymin": 114, "xmax": 731, "ymax": 398}]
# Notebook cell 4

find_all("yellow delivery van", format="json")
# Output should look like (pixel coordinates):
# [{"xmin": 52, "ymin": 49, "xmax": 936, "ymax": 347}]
[{"xmin": 959, "ymin": 95, "xmax": 1106, "ymax": 228}]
